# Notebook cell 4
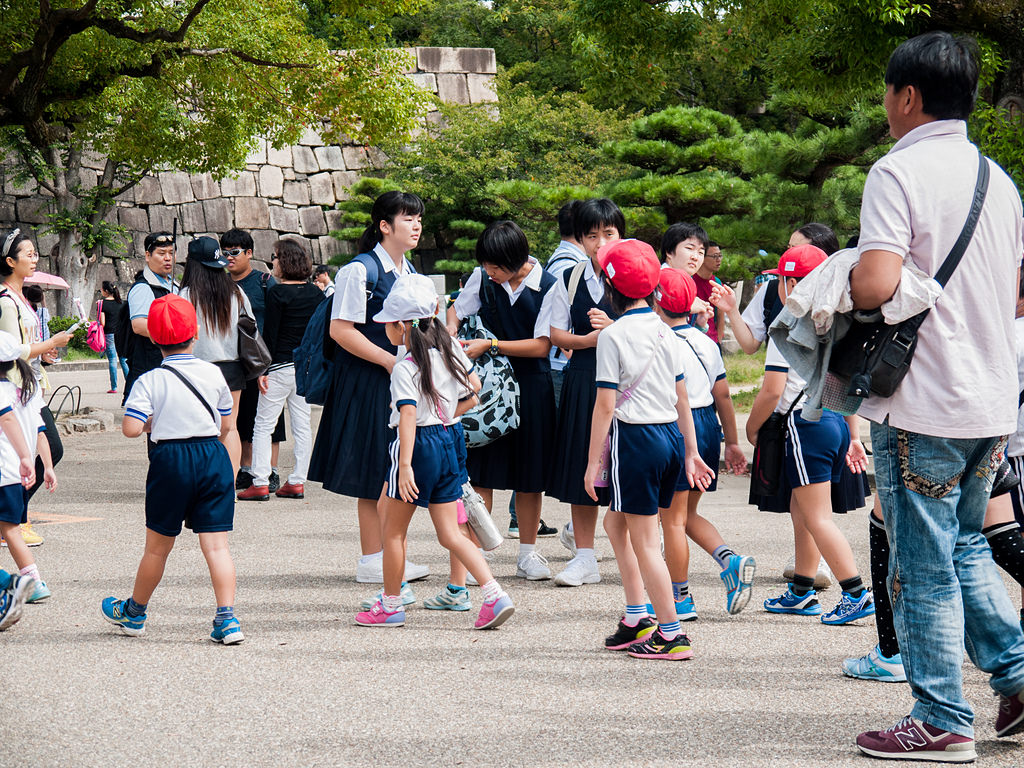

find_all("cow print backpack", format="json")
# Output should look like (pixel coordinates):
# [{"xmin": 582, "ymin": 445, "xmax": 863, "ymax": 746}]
[{"xmin": 457, "ymin": 314, "xmax": 520, "ymax": 448}]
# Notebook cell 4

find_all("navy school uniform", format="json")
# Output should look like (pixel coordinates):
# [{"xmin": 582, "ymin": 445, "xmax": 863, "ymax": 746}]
[
  {"xmin": 547, "ymin": 260, "xmax": 618, "ymax": 506},
  {"xmin": 0, "ymin": 384, "xmax": 42, "ymax": 526},
  {"xmin": 672, "ymin": 323, "xmax": 727, "ymax": 494},
  {"xmin": 308, "ymin": 244, "xmax": 413, "ymax": 499},
  {"xmin": 459, "ymin": 261, "xmax": 556, "ymax": 493}
]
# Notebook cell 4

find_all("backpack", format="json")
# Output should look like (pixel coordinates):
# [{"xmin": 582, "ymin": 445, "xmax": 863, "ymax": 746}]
[
  {"xmin": 294, "ymin": 253, "xmax": 379, "ymax": 405},
  {"xmin": 115, "ymin": 274, "xmax": 170, "ymax": 361},
  {"xmin": 762, "ymin": 278, "xmax": 783, "ymax": 332},
  {"xmin": 457, "ymin": 314, "xmax": 520, "ymax": 448}
]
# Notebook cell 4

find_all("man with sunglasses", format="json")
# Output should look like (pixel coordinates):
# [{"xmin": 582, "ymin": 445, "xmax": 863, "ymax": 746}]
[
  {"xmin": 123, "ymin": 232, "xmax": 179, "ymax": 402},
  {"xmin": 221, "ymin": 229, "xmax": 284, "ymax": 492}
]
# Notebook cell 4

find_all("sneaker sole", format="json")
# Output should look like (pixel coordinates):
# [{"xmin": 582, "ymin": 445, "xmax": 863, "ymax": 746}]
[
  {"xmin": 100, "ymin": 607, "xmax": 145, "ymax": 637},
  {"xmin": 996, "ymin": 708, "xmax": 1024, "ymax": 738},
  {"xmin": 821, "ymin": 606, "xmax": 876, "ymax": 625},
  {"xmin": 764, "ymin": 604, "xmax": 822, "ymax": 616},
  {"xmin": 354, "ymin": 618, "xmax": 405, "ymax": 627},
  {"xmin": 26, "ymin": 592, "xmax": 50, "ymax": 603},
  {"xmin": 605, "ymin": 625, "xmax": 657, "ymax": 651},
  {"xmin": 24, "ymin": 540, "xmax": 42, "ymax": 547},
  {"xmin": 627, "ymin": 648, "xmax": 694, "ymax": 660},
  {"xmin": 841, "ymin": 665, "xmax": 906, "ymax": 683},
  {"xmin": 423, "ymin": 603, "xmax": 472, "ymax": 611},
  {"xmin": 475, "ymin": 604, "xmax": 514, "ymax": 630},
  {"xmin": 537, "ymin": 531, "xmax": 557, "ymax": 538},
  {"xmin": 856, "ymin": 744, "xmax": 977, "ymax": 762},
  {"xmin": 0, "ymin": 577, "xmax": 34, "ymax": 630},
  {"xmin": 275, "ymin": 493, "xmax": 304, "ymax": 499},
  {"xmin": 553, "ymin": 572, "xmax": 601, "ymax": 587},
  {"xmin": 507, "ymin": 530, "xmax": 520, "ymax": 539},
  {"xmin": 726, "ymin": 558, "xmax": 757, "ymax": 615},
  {"xmin": 516, "ymin": 569, "xmax": 551, "ymax": 581},
  {"xmin": 212, "ymin": 630, "xmax": 245, "ymax": 645},
  {"xmin": 236, "ymin": 495, "xmax": 270, "ymax": 501}
]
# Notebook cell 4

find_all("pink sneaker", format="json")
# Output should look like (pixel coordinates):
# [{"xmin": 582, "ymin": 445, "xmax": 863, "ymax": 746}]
[
  {"xmin": 996, "ymin": 689, "xmax": 1024, "ymax": 737},
  {"xmin": 354, "ymin": 600, "xmax": 405, "ymax": 627},
  {"xmin": 856, "ymin": 716, "xmax": 976, "ymax": 762},
  {"xmin": 474, "ymin": 594, "xmax": 514, "ymax": 629}
]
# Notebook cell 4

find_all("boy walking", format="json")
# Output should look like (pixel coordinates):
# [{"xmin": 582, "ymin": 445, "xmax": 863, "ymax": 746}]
[{"xmin": 102, "ymin": 294, "xmax": 242, "ymax": 644}]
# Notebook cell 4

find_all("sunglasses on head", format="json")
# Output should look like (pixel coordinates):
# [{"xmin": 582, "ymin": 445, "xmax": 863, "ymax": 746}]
[{"xmin": 151, "ymin": 234, "xmax": 174, "ymax": 246}]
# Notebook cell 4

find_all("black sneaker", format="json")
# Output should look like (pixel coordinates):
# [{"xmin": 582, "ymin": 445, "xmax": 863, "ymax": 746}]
[
  {"xmin": 235, "ymin": 469, "xmax": 253, "ymax": 490},
  {"xmin": 537, "ymin": 520, "xmax": 557, "ymax": 537},
  {"xmin": 626, "ymin": 630, "xmax": 694, "ymax": 660},
  {"xmin": 604, "ymin": 617, "xmax": 656, "ymax": 651},
  {"xmin": 268, "ymin": 470, "xmax": 281, "ymax": 494}
]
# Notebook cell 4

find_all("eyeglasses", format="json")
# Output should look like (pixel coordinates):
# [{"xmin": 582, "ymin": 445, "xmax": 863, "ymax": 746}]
[{"xmin": 223, "ymin": 248, "xmax": 245, "ymax": 257}]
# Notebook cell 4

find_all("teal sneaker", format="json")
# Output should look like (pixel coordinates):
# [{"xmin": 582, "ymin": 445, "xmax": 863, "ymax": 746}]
[
  {"xmin": 101, "ymin": 596, "xmax": 146, "ymax": 636},
  {"xmin": 721, "ymin": 554, "xmax": 757, "ymax": 615},
  {"xmin": 842, "ymin": 644, "xmax": 906, "ymax": 683},
  {"xmin": 0, "ymin": 574, "xmax": 35, "ymax": 630},
  {"xmin": 360, "ymin": 581, "xmax": 416, "ymax": 611},
  {"xmin": 645, "ymin": 596, "xmax": 698, "ymax": 622},
  {"xmin": 423, "ymin": 586, "xmax": 472, "ymax": 611},
  {"xmin": 822, "ymin": 589, "xmax": 875, "ymax": 625},
  {"xmin": 764, "ymin": 587, "xmax": 823, "ymax": 615},
  {"xmin": 27, "ymin": 579, "xmax": 51, "ymax": 603},
  {"xmin": 210, "ymin": 616, "xmax": 244, "ymax": 645}
]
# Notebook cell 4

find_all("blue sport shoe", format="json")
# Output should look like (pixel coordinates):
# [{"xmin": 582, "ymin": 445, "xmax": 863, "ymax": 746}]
[
  {"xmin": 210, "ymin": 616, "xmax": 245, "ymax": 645},
  {"xmin": 0, "ymin": 574, "xmax": 35, "ymax": 631},
  {"xmin": 27, "ymin": 579, "xmax": 50, "ymax": 603},
  {"xmin": 101, "ymin": 596, "xmax": 146, "ymax": 636},
  {"xmin": 721, "ymin": 555, "xmax": 756, "ymax": 615},
  {"xmin": 423, "ymin": 586, "xmax": 472, "ymax": 611},
  {"xmin": 821, "ymin": 589, "xmax": 875, "ymax": 625},
  {"xmin": 842, "ymin": 644, "xmax": 906, "ymax": 683},
  {"xmin": 360, "ymin": 581, "xmax": 416, "ymax": 611},
  {"xmin": 764, "ymin": 587, "xmax": 823, "ymax": 615},
  {"xmin": 645, "ymin": 596, "xmax": 698, "ymax": 622}
]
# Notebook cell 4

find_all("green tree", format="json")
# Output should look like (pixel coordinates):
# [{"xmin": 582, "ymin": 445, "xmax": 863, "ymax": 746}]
[{"xmin": 1, "ymin": 0, "xmax": 429, "ymax": 311}]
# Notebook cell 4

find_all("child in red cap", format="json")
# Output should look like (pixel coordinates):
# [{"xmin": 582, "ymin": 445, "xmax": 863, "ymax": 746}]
[
  {"xmin": 584, "ymin": 239, "xmax": 715, "ymax": 660},
  {"xmin": 101, "ymin": 294, "xmax": 243, "ymax": 644}
]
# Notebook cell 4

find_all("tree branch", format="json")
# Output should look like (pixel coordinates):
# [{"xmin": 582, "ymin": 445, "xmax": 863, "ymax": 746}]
[
  {"xmin": 180, "ymin": 48, "xmax": 313, "ymax": 70},
  {"xmin": 89, "ymin": 0, "xmax": 214, "ymax": 45}
]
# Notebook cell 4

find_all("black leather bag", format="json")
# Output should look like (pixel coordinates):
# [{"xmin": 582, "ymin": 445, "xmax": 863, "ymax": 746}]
[
  {"xmin": 829, "ymin": 149, "xmax": 990, "ymax": 399},
  {"xmin": 238, "ymin": 307, "xmax": 272, "ymax": 379},
  {"xmin": 750, "ymin": 396, "xmax": 802, "ymax": 497}
]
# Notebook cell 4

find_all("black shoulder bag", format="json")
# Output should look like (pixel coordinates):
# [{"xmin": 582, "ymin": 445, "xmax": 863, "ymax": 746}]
[
  {"xmin": 750, "ymin": 393, "xmax": 803, "ymax": 497},
  {"xmin": 829, "ymin": 149, "xmax": 989, "ymax": 399}
]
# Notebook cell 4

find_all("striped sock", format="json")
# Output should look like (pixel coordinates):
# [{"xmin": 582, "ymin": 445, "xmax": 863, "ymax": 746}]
[
  {"xmin": 480, "ymin": 580, "xmax": 502, "ymax": 604},
  {"xmin": 623, "ymin": 604, "xmax": 648, "ymax": 627},
  {"xmin": 19, "ymin": 564, "xmax": 39, "ymax": 582},
  {"xmin": 214, "ymin": 605, "xmax": 234, "ymax": 626},
  {"xmin": 381, "ymin": 594, "xmax": 403, "ymax": 613},
  {"xmin": 672, "ymin": 581, "xmax": 689, "ymax": 601},
  {"xmin": 712, "ymin": 545, "xmax": 736, "ymax": 570},
  {"xmin": 658, "ymin": 620, "xmax": 682, "ymax": 640}
]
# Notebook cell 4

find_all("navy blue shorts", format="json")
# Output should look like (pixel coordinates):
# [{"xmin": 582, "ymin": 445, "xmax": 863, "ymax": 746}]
[
  {"xmin": 387, "ymin": 424, "xmax": 462, "ymax": 509},
  {"xmin": 0, "ymin": 483, "xmax": 27, "ymax": 525},
  {"xmin": 785, "ymin": 409, "xmax": 849, "ymax": 487},
  {"xmin": 450, "ymin": 421, "xmax": 468, "ymax": 485},
  {"xmin": 1009, "ymin": 456, "xmax": 1024, "ymax": 527},
  {"xmin": 610, "ymin": 420, "xmax": 683, "ymax": 516},
  {"xmin": 146, "ymin": 437, "xmax": 234, "ymax": 537},
  {"xmin": 676, "ymin": 405, "xmax": 721, "ymax": 493}
]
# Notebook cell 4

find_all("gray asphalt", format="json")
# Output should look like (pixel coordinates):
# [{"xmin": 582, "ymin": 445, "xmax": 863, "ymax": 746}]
[{"xmin": 2, "ymin": 367, "xmax": 1023, "ymax": 767}]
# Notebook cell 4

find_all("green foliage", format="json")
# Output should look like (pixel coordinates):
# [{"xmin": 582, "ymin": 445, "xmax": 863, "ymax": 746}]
[
  {"xmin": 972, "ymin": 103, "xmax": 1024, "ymax": 188},
  {"xmin": 48, "ymin": 316, "xmax": 89, "ymax": 351}
]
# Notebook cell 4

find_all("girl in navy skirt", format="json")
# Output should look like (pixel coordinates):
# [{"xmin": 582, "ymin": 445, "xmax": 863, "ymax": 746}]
[
  {"xmin": 547, "ymin": 198, "xmax": 624, "ymax": 587},
  {"xmin": 448, "ymin": 221, "xmax": 557, "ymax": 581},
  {"xmin": 308, "ymin": 191, "xmax": 430, "ymax": 585}
]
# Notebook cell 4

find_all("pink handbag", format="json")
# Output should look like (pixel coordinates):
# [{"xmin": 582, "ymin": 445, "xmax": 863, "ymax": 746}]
[{"xmin": 86, "ymin": 300, "xmax": 105, "ymax": 353}]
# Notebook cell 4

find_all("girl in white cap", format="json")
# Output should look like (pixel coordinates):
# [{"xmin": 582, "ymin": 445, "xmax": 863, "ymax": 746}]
[{"xmin": 355, "ymin": 274, "xmax": 514, "ymax": 630}]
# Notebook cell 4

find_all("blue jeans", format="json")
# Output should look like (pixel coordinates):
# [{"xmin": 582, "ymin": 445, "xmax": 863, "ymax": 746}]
[
  {"xmin": 105, "ymin": 333, "xmax": 128, "ymax": 390},
  {"xmin": 872, "ymin": 422, "xmax": 1024, "ymax": 737}
]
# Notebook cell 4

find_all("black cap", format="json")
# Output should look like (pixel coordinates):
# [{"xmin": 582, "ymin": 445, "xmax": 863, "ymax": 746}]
[{"xmin": 187, "ymin": 236, "xmax": 228, "ymax": 268}]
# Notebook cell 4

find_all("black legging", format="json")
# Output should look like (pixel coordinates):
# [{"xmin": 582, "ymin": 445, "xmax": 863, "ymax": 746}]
[{"xmin": 26, "ymin": 405, "xmax": 62, "ymax": 503}]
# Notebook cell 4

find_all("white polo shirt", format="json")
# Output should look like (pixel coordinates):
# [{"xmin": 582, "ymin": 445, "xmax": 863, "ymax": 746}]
[
  {"xmin": 388, "ymin": 347, "xmax": 472, "ymax": 428},
  {"xmin": 596, "ymin": 308, "xmax": 688, "ymax": 424},
  {"xmin": 548, "ymin": 258, "xmax": 605, "ymax": 332},
  {"xmin": 0, "ymin": 384, "xmax": 43, "ymax": 488},
  {"xmin": 740, "ymin": 282, "xmax": 772, "ymax": 344},
  {"xmin": 331, "ymin": 243, "xmax": 413, "ymax": 324},
  {"xmin": 124, "ymin": 354, "xmax": 233, "ymax": 442},
  {"xmin": 856, "ymin": 120, "xmax": 1024, "ymax": 438},
  {"xmin": 764, "ymin": 338, "xmax": 806, "ymax": 414},
  {"xmin": 672, "ymin": 323, "xmax": 727, "ymax": 409},
  {"xmin": 452, "ymin": 259, "xmax": 556, "ymax": 340}
]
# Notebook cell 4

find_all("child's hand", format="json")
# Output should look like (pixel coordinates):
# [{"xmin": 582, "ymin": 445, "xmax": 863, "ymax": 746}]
[
  {"xmin": 724, "ymin": 443, "xmax": 748, "ymax": 475},
  {"xmin": 43, "ymin": 467, "xmax": 57, "ymax": 492},
  {"xmin": 846, "ymin": 439, "xmax": 868, "ymax": 473},
  {"xmin": 19, "ymin": 457, "xmax": 35, "ymax": 488},
  {"xmin": 583, "ymin": 461, "xmax": 599, "ymax": 501},
  {"xmin": 257, "ymin": 375, "xmax": 269, "ymax": 395},
  {"xmin": 398, "ymin": 465, "xmax": 419, "ymax": 504},
  {"xmin": 588, "ymin": 309, "xmax": 613, "ymax": 330},
  {"xmin": 709, "ymin": 283, "xmax": 737, "ymax": 313},
  {"xmin": 685, "ymin": 455, "xmax": 715, "ymax": 491},
  {"xmin": 461, "ymin": 339, "xmax": 491, "ymax": 360},
  {"xmin": 446, "ymin": 321, "xmax": 460, "ymax": 337}
]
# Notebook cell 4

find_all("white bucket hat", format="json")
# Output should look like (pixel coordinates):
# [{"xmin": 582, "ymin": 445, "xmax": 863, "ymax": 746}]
[{"xmin": 373, "ymin": 273, "xmax": 441, "ymax": 324}]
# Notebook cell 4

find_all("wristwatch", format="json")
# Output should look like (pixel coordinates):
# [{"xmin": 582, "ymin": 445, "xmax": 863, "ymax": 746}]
[{"xmin": 490, "ymin": 338, "xmax": 499, "ymax": 353}]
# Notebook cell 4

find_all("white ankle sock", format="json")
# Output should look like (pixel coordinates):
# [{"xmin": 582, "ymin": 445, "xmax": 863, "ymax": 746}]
[
  {"xmin": 480, "ymin": 580, "xmax": 502, "ymax": 603},
  {"xmin": 518, "ymin": 543, "xmax": 536, "ymax": 559},
  {"xmin": 381, "ymin": 594, "xmax": 403, "ymax": 612},
  {"xmin": 576, "ymin": 547, "xmax": 596, "ymax": 562},
  {"xmin": 19, "ymin": 564, "xmax": 39, "ymax": 581},
  {"xmin": 359, "ymin": 551, "xmax": 383, "ymax": 565}
]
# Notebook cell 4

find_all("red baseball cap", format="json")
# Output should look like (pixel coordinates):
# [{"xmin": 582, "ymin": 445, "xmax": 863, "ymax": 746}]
[
  {"xmin": 763, "ymin": 243, "xmax": 828, "ymax": 278},
  {"xmin": 597, "ymin": 239, "xmax": 660, "ymax": 299},
  {"xmin": 148, "ymin": 294, "xmax": 197, "ymax": 346},
  {"xmin": 657, "ymin": 267, "xmax": 697, "ymax": 314}
]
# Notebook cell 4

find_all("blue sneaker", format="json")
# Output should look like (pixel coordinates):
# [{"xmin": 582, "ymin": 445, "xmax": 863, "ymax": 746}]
[
  {"xmin": 821, "ymin": 589, "xmax": 875, "ymax": 625},
  {"xmin": 27, "ymin": 579, "xmax": 50, "ymax": 603},
  {"xmin": 0, "ymin": 574, "xmax": 35, "ymax": 631},
  {"xmin": 210, "ymin": 616, "xmax": 245, "ymax": 644},
  {"xmin": 101, "ymin": 596, "xmax": 146, "ymax": 636},
  {"xmin": 721, "ymin": 554, "xmax": 756, "ymax": 615},
  {"xmin": 359, "ymin": 581, "xmax": 416, "ymax": 611},
  {"xmin": 764, "ymin": 587, "xmax": 823, "ymax": 615},
  {"xmin": 645, "ymin": 597, "xmax": 698, "ymax": 622},
  {"xmin": 423, "ymin": 586, "xmax": 472, "ymax": 611},
  {"xmin": 842, "ymin": 644, "xmax": 906, "ymax": 683}
]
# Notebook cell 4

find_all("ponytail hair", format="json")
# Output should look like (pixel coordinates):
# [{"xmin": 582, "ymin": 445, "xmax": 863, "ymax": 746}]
[
  {"xmin": 357, "ymin": 191, "xmax": 425, "ymax": 254},
  {"xmin": 405, "ymin": 316, "xmax": 471, "ymax": 408},
  {"xmin": 0, "ymin": 359, "xmax": 37, "ymax": 405},
  {"xmin": 102, "ymin": 280, "xmax": 122, "ymax": 303}
]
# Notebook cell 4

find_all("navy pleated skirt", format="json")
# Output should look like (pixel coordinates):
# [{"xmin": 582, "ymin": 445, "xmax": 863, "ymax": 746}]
[
  {"xmin": 749, "ymin": 461, "xmax": 870, "ymax": 513},
  {"xmin": 547, "ymin": 364, "xmax": 609, "ymax": 506}
]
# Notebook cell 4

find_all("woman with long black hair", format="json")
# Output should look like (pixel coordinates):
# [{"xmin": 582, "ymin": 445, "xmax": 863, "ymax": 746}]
[{"xmin": 99, "ymin": 280, "xmax": 129, "ymax": 394}]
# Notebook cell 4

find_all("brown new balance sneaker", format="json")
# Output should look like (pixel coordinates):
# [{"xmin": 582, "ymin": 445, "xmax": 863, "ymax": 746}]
[{"xmin": 857, "ymin": 716, "xmax": 976, "ymax": 762}]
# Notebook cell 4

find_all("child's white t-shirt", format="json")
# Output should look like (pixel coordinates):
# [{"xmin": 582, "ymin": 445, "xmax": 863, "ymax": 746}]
[
  {"xmin": 124, "ymin": 354, "xmax": 232, "ymax": 442},
  {"xmin": 0, "ymin": 382, "xmax": 43, "ymax": 488},
  {"xmin": 596, "ymin": 308, "xmax": 688, "ymax": 425},
  {"xmin": 764, "ymin": 338, "xmax": 806, "ymax": 414},
  {"xmin": 672, "ymin": 324, "xmax": 726, "ymax": 409},
  {"xmin": 389, "ymin": 344, "xmax": 473, "ymax": 429}
]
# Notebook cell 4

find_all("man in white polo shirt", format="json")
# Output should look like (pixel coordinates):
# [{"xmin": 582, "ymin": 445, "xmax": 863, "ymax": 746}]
[{"xmin": 849, "ymin": 32, "xmax": 1024, "ymax": 762}]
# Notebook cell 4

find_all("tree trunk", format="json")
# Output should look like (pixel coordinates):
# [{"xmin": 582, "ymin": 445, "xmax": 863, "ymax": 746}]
[{"xmin": 53, "ymin": 228, "xmax": 100, "ymax": 319}]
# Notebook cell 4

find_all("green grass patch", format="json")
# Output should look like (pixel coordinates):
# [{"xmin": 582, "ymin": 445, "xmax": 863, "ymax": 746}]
[
  {"xmin": 60, "ymin": 347, "xmax": 103, "ymax": 362},
  {"xmin": 724, "ymin": 348, "xmax": 766, "ymax": 386},
  {"xmin": 730, "ymin": 387, "xmax": 760, "ymax": 413}
]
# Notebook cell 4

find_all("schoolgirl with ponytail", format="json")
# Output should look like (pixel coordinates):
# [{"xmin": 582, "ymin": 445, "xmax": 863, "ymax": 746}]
[{"xmin": 355, "ymin": 274, "xmax": 514, "ymax": 629}]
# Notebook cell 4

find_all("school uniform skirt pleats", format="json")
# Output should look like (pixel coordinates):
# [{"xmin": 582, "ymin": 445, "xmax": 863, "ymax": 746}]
[
  {"xmin": 547, "ymin": 364, "xmax": 609, "ymax": 506},
  {"xmin": 308, "ymin": 355, "xmax": 393, "ymax": 499},
  {"xmin": 749, "ymin": 460, "xmax": 869, "ymax": 514},
  {"xmin": 466, "ymin": 370, "xmax": 554, "ymax": 493}
]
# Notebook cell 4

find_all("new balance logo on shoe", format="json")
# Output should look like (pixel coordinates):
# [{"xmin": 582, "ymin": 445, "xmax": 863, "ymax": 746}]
[{"xmin": 893, "ymin": 724, "xmax": 928, "ymax": 751}]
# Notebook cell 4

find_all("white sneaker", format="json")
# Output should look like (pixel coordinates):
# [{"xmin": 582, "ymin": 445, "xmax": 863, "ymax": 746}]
[
  {"xmin": 553, "ymin": 556, "xmax": 600, "ymax": 587},
  {"xmin": 782, "ymin": 556, "xmax": 833, "ymax": 590},
  {"xmin": 559, "ymin": 523, "xmax": 576, "ymax": 557},
  {"xmin": 466, "ymin": 572, "xmax": 478, "ymax": 586},
  {"xmin": 516, "ymin": 551, "xmax": 551, "ymax": 581},
  {"xmin": 355, "ymin": 558, "xmax": 430, "ymax": 584}
]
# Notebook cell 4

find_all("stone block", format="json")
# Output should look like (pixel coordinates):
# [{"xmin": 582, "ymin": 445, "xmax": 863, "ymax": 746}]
[
  {"xmin": 292, "ymin": 146, "xmax": 319, "ymax": 174},
  {"xmin": 0, "ymin": 201, "xmax": 14, "ymax": 222},
  {"xmin": 408, "ymin": 72, "xmax": 438, "ymax": 93},
  {"xmin": 459, "ymin": 48, "xmax": 497, "ymax": 74},
  {"xmin": 203, "ymin": 198, "xmax": 233, "ymax": 233},
  {"xmin": 425, "ymin": 111, "xmax": 447, "ymax": 129},
  {"xmin": 283, "ymin": 168, "xmax": 296, "ymax": 181},
  {"xmin": 159, "ymin": 171, "xmax": 195, "ymax": 205},
  {"xmin": 258, "ymin": 165, "xmax": 284, "ymax": 198},
  {"xmin": 281, "ymin": 233, "xmax": 313, "ymax": 256},
  {"xmin": 283, "ymin": 181, "xmax": 311, "ymax": 207},
  {"xmin": 367, "ymin": 147, "xmax": 388, "ymax": 168},
  {"xmin": 251, "ymin": 229, "xmax": 279, "ymax": 259},
  {"xmin": 245, "ymin": 139, "xmax": 267, "ymax": 165},
  {"xmin": 133, "ymin": 175, "xmax": 162, "ymax": 205},
  {"xmin": 234, "ymin": 197, "xmax": 270, "ymax": 229},
  {"xmin": 118, "ymin": 207, "xmax": 149, "ymax": 234},
  {"xmin": 79, "ymin": 172, "xmax": 98, "ymax": 191},
  {"xmin": 16, "ymin": 198, "xmax": 49, "ymax": 224},
  {"xmin": 331, "ymin": 171, "xmax": 360, "ymax": 200},
  {"xmin": 148, "ymin": 204, "xmax": 177, "ymax": 233},
  {"xmin": 416, "ymin": 47, "xmax": 461, "ymax": 73},
  {"xmin": 324, "ymin": 209, "xmax": 344, "ymax": 232},
  {"xmin": 298, "ymin": 206, "xmax": 327, "ymax": 236},
  {"xmin": 299, "ymin": 126, "xmax": 324, "ymax": 146},
  {"xmin": 191, "ymin": 173, "xmax": 219, "ymax": 200},
  {"xmin": 267, "ymin": 144, "xmax": 292, "ymax": 167},
  {"xmin": 80, "ymin": 150, "xmax": 107, "ymax": 171},
  {"xmin": 269, "ymin": 205, "xmax": 299, "ymax": 233},
  {"xmin": 341, "ymin": 146, "xmax": 370, "ymax": 170},
  {"xmin": 319, "ymin": 235, "xmax": 350, "ymax": 260},
  {"xmin": 467, "ymin": 74, "xmax": 498, "ymax": 104},
  {"xmin": 36, "ymin": 231, "xmax": 59, "ymax": 258},
  {"xmin": 3, "ymin": 174, "xmax": 36, "ymax": 196},
  {"xmin": 308, "ymin": 173, "xmax": 335, "ymax": 206},
  {"xmin": 313, "ymin": 146, "xmax": 346, "ymax": 171},
  {"xmin": 437, "ymin": 73, "xmax": 470, "ymax": 105},
  {"xmin": 180, "ymin": 201, "xmax": 206, "ymax": 233},
  {"xmin": 219, "ymin": 171, "xmax": 256, "ymax": 197}
]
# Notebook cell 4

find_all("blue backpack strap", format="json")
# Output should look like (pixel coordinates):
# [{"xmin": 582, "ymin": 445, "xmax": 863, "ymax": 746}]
[{"xmin": 351, "ymin": 252, "xmax": 379, "ymax": 292}]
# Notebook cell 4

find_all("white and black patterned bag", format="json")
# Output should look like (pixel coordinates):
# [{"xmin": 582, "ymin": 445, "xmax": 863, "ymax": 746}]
[{"xmin": 457, "ymin": 315, "xmax": 520, "ymax": 448}]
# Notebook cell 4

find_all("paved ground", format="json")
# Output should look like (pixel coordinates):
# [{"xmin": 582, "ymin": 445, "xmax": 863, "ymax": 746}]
[{"xmin": 3, "ymin": 367, "xmax": 1024, "ymax": 767}]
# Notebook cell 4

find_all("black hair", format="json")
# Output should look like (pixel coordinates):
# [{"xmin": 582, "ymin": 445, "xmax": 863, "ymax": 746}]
[
  {"xmin": 274, "ymin": 239, "xmax": 312, "ymax": 281},
  {"xmin": 661, "ymin": 222, "xmax": 709, "ymax": 260},
  {"xmin": 220, "ymin": 228, "xmax": 254, "ymax": 252},
  {"xmin": 156, "ymin": 341, "xmax": 192, "ymax": 354},
  {"xmin": 1, "ymin": 229, "xmax": 31, "ymax": 278},
  {"xmin": 22, "ymin": 284, "xmax": 43, "ymax": 308},
  {"xmin": 144, "ymin": 232, "xmax": 174, "ymax": 253},
  {"xmin": 314, "ymin": 264, "xmax": 331, "ymax": 276},
  {"xmin": 660, "ymin": 307, "xmax": 689, "ymax": 320},
  {"xmin": 707, "ymin": 241, "xmax": 720, "ymax": 251},
  {"xmin": 602, "ymin": 275, "xmax": 654, "ymax": 316},
  {"xmin": 357, "ymin": 191, "xmax": 425, "ymax": 254},
  {"xmin": 796, "ymin": 222, "xmax": 840, "ymax": 256},
  {"xmin": 557, "ymin": 200, "xmax": 580, "ymax": 239},
  {"xmin": 0, "ymin": 359, "xmax": 37, "ymax": 405},
  {"xmin": 180, "ymin": 257, "xmax": 242, "ymax": 337},
  {"xmin": 572, "ymin": 198, "xmax": 626, "ymax": 243},
  {"xmin": 405, "ymin": 316, "xmax": 472, "ymax": 408},
  {"xmin": 885, "ymin": 32, "xmax": 979, "ymax": 121},
  {"xmin": 459, "ymin": 272, "xmax": 473, "ymax": 288},
  {"xmin": 101, "ymin": 280, "xmax": 122, "ymax": 303},
  {"xmin": 845, "ymin": 233, "xmax": 860, "ymax": 250},
  {"xmin": 476, "ymin": 220, "xmax": 529, "ymax": 272}
]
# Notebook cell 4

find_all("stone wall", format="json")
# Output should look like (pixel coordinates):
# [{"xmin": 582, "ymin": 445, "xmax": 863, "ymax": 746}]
[{"xmin": 0, "ymin": 47, "xmax": 497, "ymax": 277}]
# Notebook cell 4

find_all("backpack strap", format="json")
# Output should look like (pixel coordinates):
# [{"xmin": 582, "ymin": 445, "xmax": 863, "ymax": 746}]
[
  {"xmin": 161, "ymin": 364, "xmax": 218, "ymax": 429},
  {"xmin": 676, "ymin": 329, "xmax": 713, "ymax": 386},
  {"xmin": 352, "ymin": 252, "xmax": 380, "ymax": 294},
  {"xmin": 566, "ymin": 261, "xmax": 587, "ymax": 305}
]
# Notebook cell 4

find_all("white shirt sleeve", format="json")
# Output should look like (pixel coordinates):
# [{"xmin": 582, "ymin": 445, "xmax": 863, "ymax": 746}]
[
  {"xmin": 764, "ymin": 338, "xmax": 790, "ymax": 371},
  {"xmin": 0, "ymin": 386, "xmax": 16, "ymax": 417},
  {"xmin": 547, "ymin": 276, "xmax": 571, "ymax": 332},
  {"xmin": 534, "ymin": 283, "xmax": 558, "ymax": 339},
  {"xmin": 124, "ymin": 373, "xmax": 154, "ymax": 423},
  {"xmin": 216, "ymin": 378, "xmax": 233, "ymax": 417},
  {"xmin": 740, "ymin": 283, "xmax": 770, "ymax": 343},
  {"xmin": 708, "ymin": 345, "xmax": 727, "ymax": 382},
  {"xmin": 331, "ymin": 261, "xmax": 369, "ymax": 323},
  {"xmin": 390, "ymin": 359, "xmax": 420, "ymax": 408},
  {"xmin": 858, "ymin": 164, "xmax": 913, "ymax": 258},
  {"xmin": 595, "ymin": 331, "xmax": 620, "ymax": 389},
  {"xmin": 452, "ymin": 268, "xmax": 483, "ymax": 320}
]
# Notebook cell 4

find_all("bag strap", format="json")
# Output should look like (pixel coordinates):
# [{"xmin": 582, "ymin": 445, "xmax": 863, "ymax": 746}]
[
  {"xmin": 933, "ymin": 149, "xmax": 990, "ymax": 288},
  {"xmin": 617, "ymin": 327, "xmax": 666, "ymax": 406},
  {"xmin": 161, "ymin": 363, "xmax": 219, "ymax": 429},
  {"xmin": 567, "ymin": 260, "xmax": 587, "ymax": 305},
  {"xmin": 1018, "ymin": 387, "xmax": 1024, "ymax": 410},
  {"xmin": 676, "ymin": 329, "xmax": 712, "ymax": 386}
]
